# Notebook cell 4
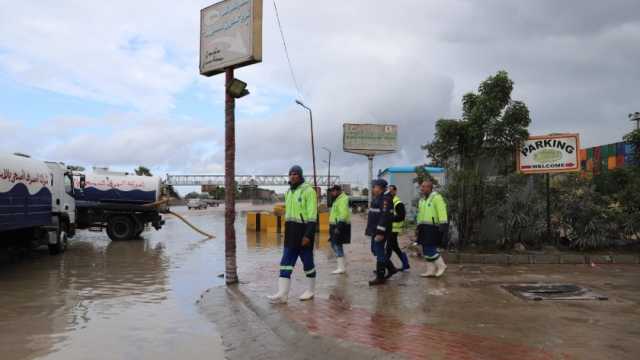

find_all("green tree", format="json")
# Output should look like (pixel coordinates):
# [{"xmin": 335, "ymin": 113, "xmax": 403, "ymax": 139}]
[
  {"xmin": 623, "ymin": 128, "xmax": 640, "ymax": 164},
  {"xmin": 134, "ymin": 166, "xmax": 152, "ymax": 177},
  {"xmin": 423, "ymin": 71, "xmax": 531, "ymax": 247},
  {"xmin": 208, "ymin": 186, "xmax": 226, "ymax": 200},
  {"xmin": 413, "ymin": 165, "xmax": 439, "ymax": 186},
  {"xmin": 424, "ymin": 70, "xmax": 530, "ymax": 173}
]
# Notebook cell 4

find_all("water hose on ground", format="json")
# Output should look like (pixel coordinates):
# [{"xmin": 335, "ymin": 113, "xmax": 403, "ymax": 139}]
[
  {"xmin": 167, "ymin": 210, "xmax": 215, "ymax": 239},
  {"xmin": 144, "ymin": 198, "xmax": 215, "ymax": 239}
]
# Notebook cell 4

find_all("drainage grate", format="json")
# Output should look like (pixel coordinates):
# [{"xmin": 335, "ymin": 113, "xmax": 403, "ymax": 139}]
[{"xmin": 501, "ymin": 283, "xmax": 608, "ymax": 301}]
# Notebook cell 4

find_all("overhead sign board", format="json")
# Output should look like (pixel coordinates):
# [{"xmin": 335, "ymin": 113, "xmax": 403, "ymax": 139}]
[
  {"xmin": 518, "ymin": 134, "xmax": 580, "ymax": 174},
  {"xmin": 343, "ymin": 123, "xmax": 398, "ymax": 156},
  {"xmin": 200, "ymin": 0, "xmax": 262, "ymax": 76}
]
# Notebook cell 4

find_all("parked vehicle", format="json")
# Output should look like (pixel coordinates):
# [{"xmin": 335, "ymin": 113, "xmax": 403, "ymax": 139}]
[
  {"xmin": 0, "ymin": 153, "xmax": 75, "ymax": 254},
  {"xmin": 73, "ymin": 167, "xmax": 166, "ymax": 241},
  {"xmin": 187, "ymin": 199, "xmax": 208, "ymax": 210},
  {"xmin": 349, "ymin": 195, "xmax": 369, "ymax": 213}
]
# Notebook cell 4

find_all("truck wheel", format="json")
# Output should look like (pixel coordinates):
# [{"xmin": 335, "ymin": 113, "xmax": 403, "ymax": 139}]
[
  {"xmin": 107, "ymin": 216, "xmax": 135, "ymax": 241},
  {"xmin": 48, "ymin": 230, "xmax": 68, "ymax": 255},
  {"xmin": 133, "ymin": 221, "xmax": 144, "ymax": 239}
]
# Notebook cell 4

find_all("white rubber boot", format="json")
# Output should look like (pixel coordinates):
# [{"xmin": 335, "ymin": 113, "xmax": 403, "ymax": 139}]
[
  {"xmin": 267, "ymin": 277, "xmax": 291, "ymax": 304},
  {"xmin": 434, "ymin": 256, "xmax": 447, "ymax": 278},
  {"xmin": 299, "ymin": 277, "xmax": 316, "ymax": 301},
  {"xmin": 420, "ymin": 262, "xmax": 436, "ymax": 277},
  {"xmin": 332, "ymin": 257, "xmax": 346, "ymax": 275}
]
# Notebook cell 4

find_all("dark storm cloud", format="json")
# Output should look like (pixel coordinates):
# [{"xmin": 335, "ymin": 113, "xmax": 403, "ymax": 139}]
[{"xmin": 1, "ymin": 0, "xmax": 638, "ymax": 175}]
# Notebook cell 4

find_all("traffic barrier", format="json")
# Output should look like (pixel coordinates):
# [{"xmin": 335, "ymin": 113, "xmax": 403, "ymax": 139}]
[
  {"xmin": 260, "ymin": 213, "xmax": 283, "ymax": 234},
  {"xmin": 318, "ymin": 212, "xmax": 329, "ymax": 233},
  {"xmin": 273, "ymin": 203, "xmax": 285, "ymax": 216},
  {"xmin": 246, "ymin": 210, "xmax": 329, "ymax": 233}
]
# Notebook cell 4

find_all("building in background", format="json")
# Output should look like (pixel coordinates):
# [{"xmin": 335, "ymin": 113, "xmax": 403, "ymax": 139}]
[{"xmin": 379, "ymin": 166, "xmax": 446, "ymax": 219}]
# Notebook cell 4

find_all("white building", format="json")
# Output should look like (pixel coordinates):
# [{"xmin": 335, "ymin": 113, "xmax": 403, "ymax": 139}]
[{"xmin": 379, "ymin": 166, "xmax": 446, "ymax": 220}]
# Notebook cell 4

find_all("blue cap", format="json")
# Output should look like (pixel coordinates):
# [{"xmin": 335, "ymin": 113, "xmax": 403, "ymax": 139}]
[
  {"xmin": 289, "ymin": 165, "xmax": 303, "ymax": 176},
  {"xmin": 371, "ymin": 179, "xmax": 388, "ymax": 189}
]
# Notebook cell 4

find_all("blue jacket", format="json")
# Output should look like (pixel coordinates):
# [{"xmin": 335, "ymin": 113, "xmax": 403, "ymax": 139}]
[{"xmin": 365, "ymin": 191, "xmax": 394, "ymax": 237}]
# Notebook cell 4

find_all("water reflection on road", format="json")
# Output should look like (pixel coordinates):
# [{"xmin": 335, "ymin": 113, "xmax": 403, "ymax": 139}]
[{"xmin": 0, "ymin": 206, "xmax": 280, "ymax": 360}]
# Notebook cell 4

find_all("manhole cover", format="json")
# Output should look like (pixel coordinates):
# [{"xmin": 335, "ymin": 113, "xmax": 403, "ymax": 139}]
[{"xmin": 501, "ymin": 283, "xmax": 608, "ymax": 301}]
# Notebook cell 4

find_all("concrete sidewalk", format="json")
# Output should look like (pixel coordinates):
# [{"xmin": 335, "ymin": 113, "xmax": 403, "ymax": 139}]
[{"xmin": 198, "ymin": 217, "xmax": 640, "ymax": 360}]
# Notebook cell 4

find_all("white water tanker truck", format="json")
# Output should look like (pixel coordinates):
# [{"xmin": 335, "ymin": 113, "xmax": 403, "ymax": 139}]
[
  {"xmin": 73, "ymin": 167, "xmax": 166, "ymax": 241},
  {"xmin": 0, "ymin": 153, "xmax": 76, "ymax": 254}
]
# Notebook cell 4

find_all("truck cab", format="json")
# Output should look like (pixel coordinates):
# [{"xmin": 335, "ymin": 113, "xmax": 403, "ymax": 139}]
[
  {"xmin": 0, "ymin": 154, "xmax": 76, "ymax": 255},
  {"xmin": 45, "ymin": 162, "xmax": 77, "ymax": 250}
]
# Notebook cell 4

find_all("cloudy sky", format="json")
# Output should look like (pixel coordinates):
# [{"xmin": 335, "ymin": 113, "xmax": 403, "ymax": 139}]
[{"xmin": 1, "ymin": 0, "xmax": 638, "ymax": 186}]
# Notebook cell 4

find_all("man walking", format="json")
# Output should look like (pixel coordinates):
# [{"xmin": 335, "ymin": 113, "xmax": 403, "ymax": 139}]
[
  {"xmin": 328, "ymin": 185, "xmax": 350, "ymax": 274},
  {"xmin": 366, "ymin": 179, "xmax": 398, "ymax": 286},
  {"xmin": 416, "ymin": 180, "xmax": 448, "ymax": 278},
  {"xmin": 267, "ymin": 166, "xmax": 318, "ymax": 303},
  {"xmin": 387, "ymin": 185, "xmax": 410, "ymax": 271}
]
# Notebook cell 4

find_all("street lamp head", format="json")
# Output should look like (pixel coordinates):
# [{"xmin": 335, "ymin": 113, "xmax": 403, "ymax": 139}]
[
  {"xmin": 295, "ymin": 99, "xmax": 311, "ymax": 111},
  {"xmin": 227, "ymin": 78, "xmax": 250, "ymax": 98}
]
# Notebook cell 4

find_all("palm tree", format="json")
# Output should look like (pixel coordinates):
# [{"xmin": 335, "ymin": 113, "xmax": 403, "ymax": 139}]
[{"xmin": 134, "ymin": 166, "xmax": 152, "ymax": 177}]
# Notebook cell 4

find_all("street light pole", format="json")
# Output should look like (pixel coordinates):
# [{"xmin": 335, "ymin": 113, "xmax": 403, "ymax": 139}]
[
  {"xmin": 322, "ymin": 147, "xmax": 332, "ymax": 188},
  {"xmin": 367, "ymin": 154, "xmax": 374, "ymax": 207},
  {"xmin": 323, "ymin": 147, "xmax": 332, "ymax": 207},
  {"xmin": 295, "ymin": 100, "xmax": 318, "ymax": 191}
]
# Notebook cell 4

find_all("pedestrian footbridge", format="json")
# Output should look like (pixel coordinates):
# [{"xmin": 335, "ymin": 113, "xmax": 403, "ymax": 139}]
[{"xmin": 165, "ymin": 174, "xmax": 340, "ymax": 186}]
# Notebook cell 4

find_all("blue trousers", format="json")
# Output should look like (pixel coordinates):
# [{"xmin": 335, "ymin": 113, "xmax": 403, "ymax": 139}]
[
  {"xmin": 422, "ymin": 243, "xmax": 440, "ymax": 262},
  {"xmin": 279, "ymin": 246, "xmax": 316, "ymax": 278},
  {"xmin": 370, "ymin": 236, "xmax": 387, "ymax": 263},
  {"xmin": 331, "ymin": 240, "xmax": 344, "ymax": 258}
]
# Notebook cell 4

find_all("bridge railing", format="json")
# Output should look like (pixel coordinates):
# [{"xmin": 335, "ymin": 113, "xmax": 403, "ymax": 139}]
[{"xmin": 166, "ymin": 174, "xmax": 340, "ymax": 187}]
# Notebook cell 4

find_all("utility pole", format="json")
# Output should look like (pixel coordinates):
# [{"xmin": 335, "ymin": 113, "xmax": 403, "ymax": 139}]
[
  {"xmin": 224, "ymin": 68, "xmax": 238, "ymax": 285},
  {"xmin": 200, "ymin": 0, "xmax": 263, "ymax": 286},
  {"xmin": 367, "ymin": 155, "xmax": 374, "ymax": 206}
]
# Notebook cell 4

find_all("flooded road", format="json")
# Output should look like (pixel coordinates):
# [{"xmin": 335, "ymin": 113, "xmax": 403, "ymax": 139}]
[{"xmin": 0, "ymin": 205, "xmax": 275, "ymax": 360}]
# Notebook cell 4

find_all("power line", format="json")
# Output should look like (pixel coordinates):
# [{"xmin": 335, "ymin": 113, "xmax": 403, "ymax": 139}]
[{"xmin": 272, "ymin": 0, "xmax": 302, "ymax": 98}]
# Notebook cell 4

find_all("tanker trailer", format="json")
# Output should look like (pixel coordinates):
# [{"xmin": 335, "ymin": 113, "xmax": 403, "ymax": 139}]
[
  {"xmin": 73, "ymin": 167, "xmax": 166, "ymax": 241},
  {"xmin": 0, "ymin": 153, "xmax": 76, "ymax": 254}
]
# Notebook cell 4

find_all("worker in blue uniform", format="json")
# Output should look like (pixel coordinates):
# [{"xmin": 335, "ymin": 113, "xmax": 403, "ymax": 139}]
[{"xmin": 366, "ymin": 179, "xmax": 398, "ymax": 286}]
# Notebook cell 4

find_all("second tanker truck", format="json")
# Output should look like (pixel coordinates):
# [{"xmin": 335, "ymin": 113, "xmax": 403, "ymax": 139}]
[{"xmin": 74, "ymin": 167, "xmax": 166, "ymax": 241}]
